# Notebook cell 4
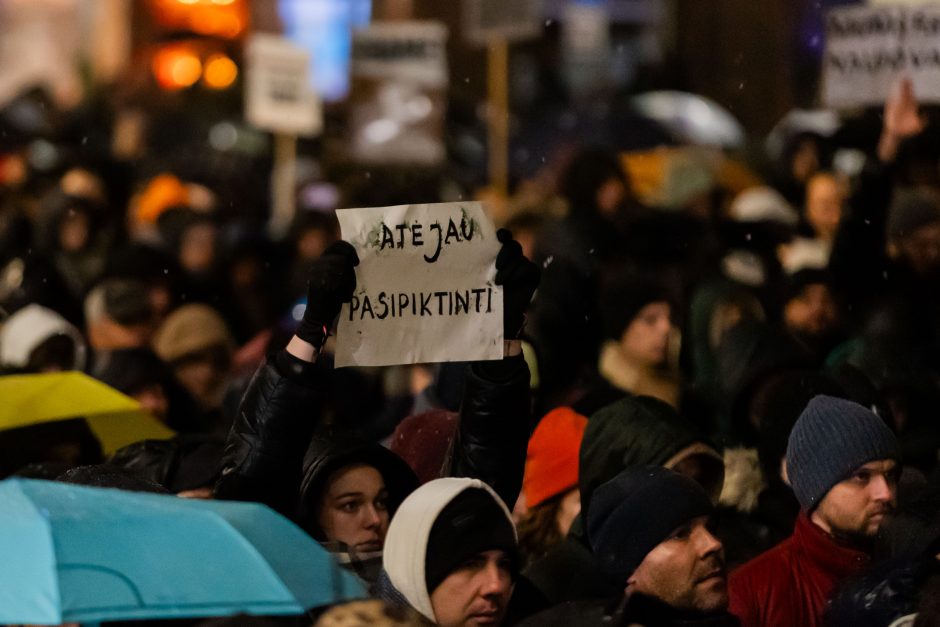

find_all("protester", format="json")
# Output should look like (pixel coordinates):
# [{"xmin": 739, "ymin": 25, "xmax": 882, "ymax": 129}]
[
  {"xmin": 728, "ymin": 394, "xmax": 901, "ymax": 626},
  {"xmin": 93, "ymin": 347, "xmax": 203, "ymax": 430},
  {"xmin": 885, "ymin": 187, "xmax": 940, "ymax": 278},
  {"xmin": 597, "ymin": 274, "xmax": 679, "ymax": 406},
  {"xmin": 152, "ymin": 303, "xmax": 235, "ymax": 424},
  {"xmin": 215, "ymin": 230, "xmax": 539, "ymax": 588},
  {"xmin": 84, "ymin": 278, "xmax": 156, "ymax": 356},
  {"xmin": 536, "ymin": 148, "xmax": 635, "ymax": 276},
  {"xmin": 525, "ymin": 395, "xmax": 725, "ymax": 605},
  {"xmin": 0, "ymin": 303, "xmax": 87, "ymax": 373},
  {"xmin": 518, "ymin": 466, "xmax": 738, "ymax": 626},
  {"xmin": 377, "ymin": 477, "xmax": 518, "ymax": 627},
  {"xmin": 517, "ymin": 407, "xmax": 588, "ymax": 567},
  {"xmin": 7, "ymin": 14, "xmax": 940, "ymax": 626},
  {"xmin": 779, "ymin": 268, "xmax": 842, "ymax": 359}
]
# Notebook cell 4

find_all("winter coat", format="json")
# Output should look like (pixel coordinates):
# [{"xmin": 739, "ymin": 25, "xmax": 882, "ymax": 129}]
[
  {"xmin": 825, "ymin": 557, "xmax": 940, "ymax": 627},
  {"xmin": 215, "ymin": 350, "xmax": 531, "ymax": 521},
  {"xmin": 524, "ymin": 395, "xmax": 724, "ymax": 605},
  {"xmin": 728, "ymin": 514, "xmax": 870, "ymax": 627},
  {"xmin": 515, "ymin": 593, "xmax": 740, "ymax": 627},
  {"xmin": 522, "ymin": 519, "xmax": 620, "ymax": 609}
]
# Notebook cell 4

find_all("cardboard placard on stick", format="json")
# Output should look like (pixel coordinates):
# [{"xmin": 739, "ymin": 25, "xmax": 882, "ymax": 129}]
[
  {"xmin": 245, "ymin": 34, "xmax": 321, "ymax": 136},
  {"xmin": 335, "ymin": 202, "xmax": 503, "ymax": 367},
  {"xmin": 823, "ymin": 4, "xmax": 940, "ymax": 108}
]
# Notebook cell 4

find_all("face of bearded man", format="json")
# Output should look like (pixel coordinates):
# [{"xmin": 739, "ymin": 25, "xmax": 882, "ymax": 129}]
[{"xmin": 812, "ymin": 459, "xmax": 899, "ymax": 546}]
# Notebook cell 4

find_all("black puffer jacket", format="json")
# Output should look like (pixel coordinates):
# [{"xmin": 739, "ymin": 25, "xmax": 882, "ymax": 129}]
[{"xmin": 215, "ymin": 349, "xmax": 531, "ymax": 520}]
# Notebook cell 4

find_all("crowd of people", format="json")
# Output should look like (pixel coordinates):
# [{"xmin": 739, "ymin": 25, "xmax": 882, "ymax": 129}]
[{"xmin": 4, "ymin": 70, "xmax": 940, "ymax": 626}]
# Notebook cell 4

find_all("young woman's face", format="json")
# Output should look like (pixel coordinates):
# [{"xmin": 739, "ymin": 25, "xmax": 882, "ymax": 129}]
[
  {"xmin": 620, "ymin": 302, "xmax": 673, "ymax": 367},
  {"xmin": 317, "ymin": 464, "xmax": 389, "ymax": 553}
]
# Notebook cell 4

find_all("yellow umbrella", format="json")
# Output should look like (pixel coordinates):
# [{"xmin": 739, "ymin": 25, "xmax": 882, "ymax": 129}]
[{"xmin": 0, "ymin": 371, "xmax": 175, "ymax": 454}]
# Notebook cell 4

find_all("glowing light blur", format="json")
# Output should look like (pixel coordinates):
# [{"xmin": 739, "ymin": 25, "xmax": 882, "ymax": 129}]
[
  {"xmin": 203, "ymin": 54, "xmax": 238, "ymax": 89},
  {"xmin": 152, "ymin": 46, "xmax": 203, "ymax": 89},
  {"xmin": 152, "ymin": 0, "xmax": 248, "ymax": 39}
]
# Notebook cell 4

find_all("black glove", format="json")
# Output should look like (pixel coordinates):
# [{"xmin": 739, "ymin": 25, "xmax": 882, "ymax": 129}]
[
  {"xmin": 495, "ymin": 228, "xmax": 540, "ymax": 339},
  {"xmin": 296, "ymin": 240, "xmax": 359, "ymax": 346}
]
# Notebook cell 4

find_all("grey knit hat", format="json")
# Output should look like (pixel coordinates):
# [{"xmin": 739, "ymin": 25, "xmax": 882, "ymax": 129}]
[{"xmin": 786, "ymin": 395, "xmax": 900, "ymax": 511}]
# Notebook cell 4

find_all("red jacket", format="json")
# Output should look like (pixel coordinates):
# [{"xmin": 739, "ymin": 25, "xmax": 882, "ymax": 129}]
[{"xmin": 728, "ymin": 514, "xmax": 869, "ymax": 627}]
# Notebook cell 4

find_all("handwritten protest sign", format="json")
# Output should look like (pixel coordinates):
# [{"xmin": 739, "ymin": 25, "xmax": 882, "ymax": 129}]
[
  {"xmin": 335, "ymin": 202, "xmax": 503, "ymax": 367},
  {"xmin": 823, "ymin": 4, "xmax": 940, "ymax": 107}
]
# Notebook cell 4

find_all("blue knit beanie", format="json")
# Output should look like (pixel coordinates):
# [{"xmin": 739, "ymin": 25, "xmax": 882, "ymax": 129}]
[{"xmin": 786, "ymin": 395, "xmax": 900, "ymax": 511}]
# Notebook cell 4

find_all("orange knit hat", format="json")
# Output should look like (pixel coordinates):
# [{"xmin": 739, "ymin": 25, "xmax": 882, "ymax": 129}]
[{"xmin": 523, "ymin": 407, "xmax": 588, "ymax": 509}]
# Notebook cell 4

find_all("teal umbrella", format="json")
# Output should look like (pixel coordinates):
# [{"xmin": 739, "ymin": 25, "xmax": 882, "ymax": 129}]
[{"xmin": 0, "ymin": 479, "xmax": 366, "ymax": 625}]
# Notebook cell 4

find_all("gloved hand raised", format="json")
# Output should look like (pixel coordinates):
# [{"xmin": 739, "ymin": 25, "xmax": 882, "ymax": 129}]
[
  {"xmin": 296, "ymin": 240, "xmax": 359, "ymax": 347},
  {"xmin": 495, "ymin": 228, "xmax": 540, "ymax": 339}
]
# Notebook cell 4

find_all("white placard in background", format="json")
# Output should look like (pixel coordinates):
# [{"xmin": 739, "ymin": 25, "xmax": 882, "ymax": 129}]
[
  {"xmin": 823, "ymin": 4, "xmax": 940, "ymax": 107},
  {"xmin": 245, "ymin": 34, "xmax": 322, "ymax": 136},
  {"xmin": 335, "ymin": 202, "xmax": 503, "ymax": 367},
  {"xmin": 348, "ymin": 21, "xmax": 448, "ymax": 165}
]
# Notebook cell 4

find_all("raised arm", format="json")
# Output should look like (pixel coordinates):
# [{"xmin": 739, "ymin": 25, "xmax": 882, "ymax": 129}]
[
  {"xmin": 446, "ymin": 229, "xmax": 541, "ymax": 507},
  {"xmin": 214, "ymin": 242, "xmax": 359, "ymax": 516}
]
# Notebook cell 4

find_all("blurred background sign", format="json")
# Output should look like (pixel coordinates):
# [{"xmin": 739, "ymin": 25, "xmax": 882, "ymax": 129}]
[
  {"xmin": 0, "ymin": 0, "xmax": 86, "ymax": 108},
  {"xmin": 822, "ymin": 4, "xmax": 940, "ymax": 108},
  {"xmin": 462, "ymin": 0, "xmax": 544, "ymax": 46},
  {"xmin": 277, "ymin": 0, "xmax": 373, "ymax": 102},
  {"xmin": 562, "ymin": 0, "xmax": 612, "ymax": 97},
  {"xmin": 245, "ymin": 34, "xmax": 321, "ymax": 136},
  {"xmin": 348, "ymin": 21, "xmax": 448, "ymax": 166},
  {"xmin": 245, "ymin": 33, "xmax": 321, "ymax": 240}
]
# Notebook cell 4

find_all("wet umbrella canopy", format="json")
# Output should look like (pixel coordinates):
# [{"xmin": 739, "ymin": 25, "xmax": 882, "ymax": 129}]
[{"xmin": 0, "ymin": 479, "xmax": 366, "ymax": 625}]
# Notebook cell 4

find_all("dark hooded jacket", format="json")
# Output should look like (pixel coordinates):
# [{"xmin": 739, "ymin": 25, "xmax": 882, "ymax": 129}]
[
  {"xmin": 714, "ymin": 320, "xmax": 814, "ymax": 444},
  {"xmin": 215, "ymin": 349, "xmax": 531, "ymax": 531},
  {"xmin": 295, "ymin": 435, "xmax": 420, "ymax": 583},
  {"xmin": 523, "ymin": 396, "xmax": 725, "ymax": 606}
]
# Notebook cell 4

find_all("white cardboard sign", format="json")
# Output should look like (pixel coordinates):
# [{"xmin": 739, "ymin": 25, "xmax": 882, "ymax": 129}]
[
  {"xmin": 823, "ymin": 4, "xmax": 940, "ymax": 107},
  {"xmin": 245, "ymin": 34, "xmax": 322, "ymax": 136},
  {"xmin": 335, "ymin": 202, "xmax": 504, "ymax": 367}
]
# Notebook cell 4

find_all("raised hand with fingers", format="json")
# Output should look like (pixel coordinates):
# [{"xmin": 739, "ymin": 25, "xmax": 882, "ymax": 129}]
[{"xmin": 879, "ymin": 77, "xmax": 927, "ymax": 163}]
